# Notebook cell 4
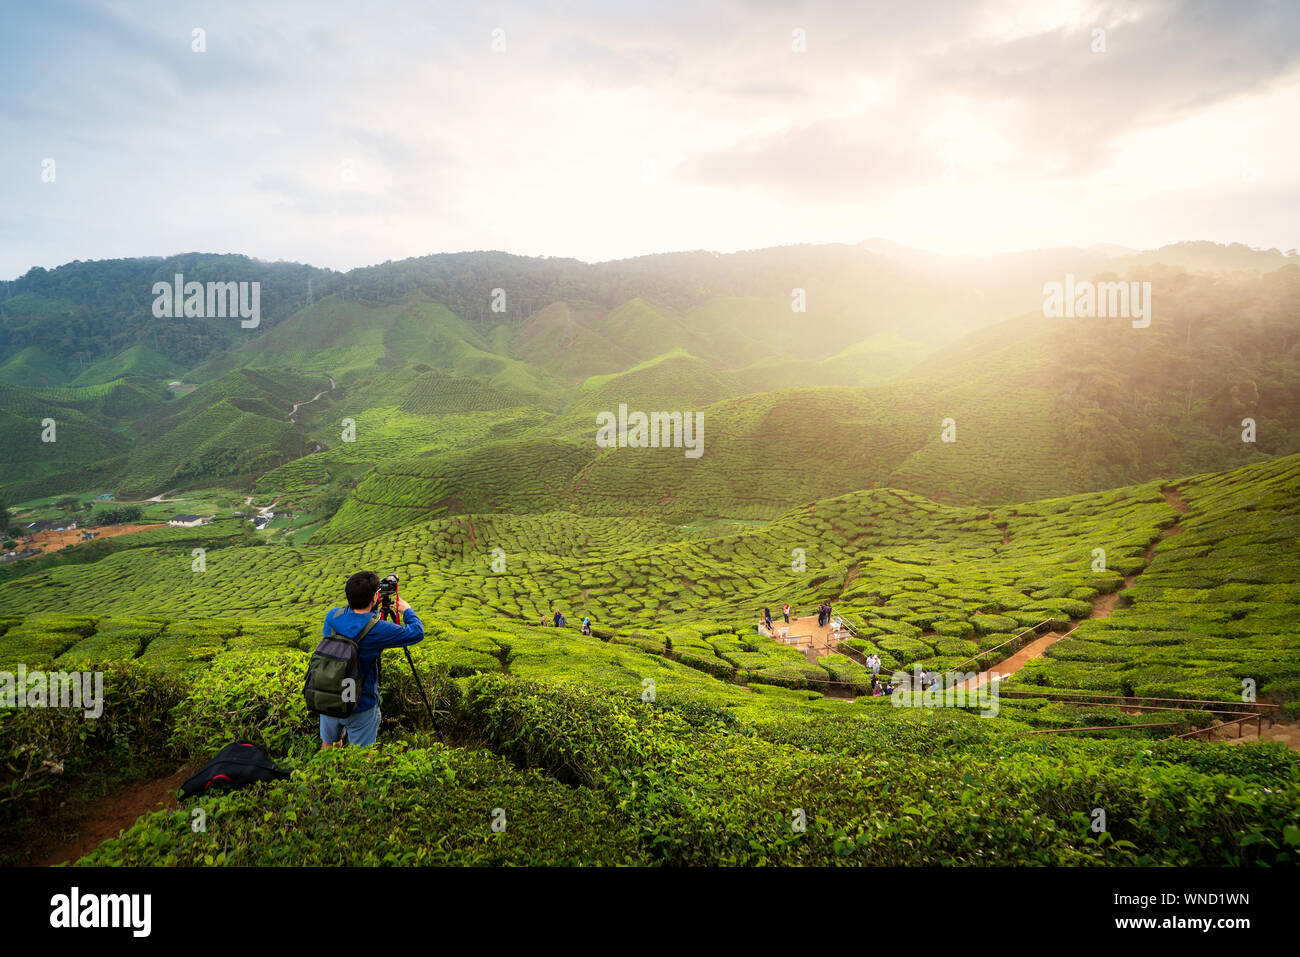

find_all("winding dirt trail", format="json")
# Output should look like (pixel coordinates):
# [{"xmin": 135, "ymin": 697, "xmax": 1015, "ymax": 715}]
[
  {"xmin": 951, "ymin": 485, "xmax": 1190, "ymax": 692},
  {"xmin": 987, "ymin": 510, "xmax": 1010, "ymax": 546},
  {"xmin": 243, "ymin": 495, "xmax": 279, "ymax": 519},
  {"xmin": 289, "ymin": 374, "xmax": 337, "ymax": 423},
  {"xmin": 952, "ymin": 626, "xmax": 1075, "ymax": 693}
]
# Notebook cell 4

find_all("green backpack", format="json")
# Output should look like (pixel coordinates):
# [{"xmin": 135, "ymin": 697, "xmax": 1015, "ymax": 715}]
[{"xmin": 303, "ymin": 613, "xmax": 380, "ymax": 717}]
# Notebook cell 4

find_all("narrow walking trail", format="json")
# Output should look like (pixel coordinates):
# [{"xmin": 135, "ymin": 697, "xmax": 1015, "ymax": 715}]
[
  {"xmin": 244, "ymin": 495, "xmax": 279, "ymax": 520},
  {"xmin": 289, "ymin": 374, "xmax": 337, "ymax": 423},
  {"xmin": 26, "ymin": 766, "xmax": 191, "ymax": 866},
  {"xmin": 1222, "ymin": 722, "xmax": 1300, "ymax": 749},
  {"xmin": 949, "ymin": 485, "xmax": 1189, "ymax": 693}
]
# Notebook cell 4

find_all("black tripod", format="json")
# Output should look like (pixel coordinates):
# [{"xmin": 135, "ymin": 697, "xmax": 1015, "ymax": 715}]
[{"xmin": 377, "ymin": 582, "xmax": 438, "ymax": 732}]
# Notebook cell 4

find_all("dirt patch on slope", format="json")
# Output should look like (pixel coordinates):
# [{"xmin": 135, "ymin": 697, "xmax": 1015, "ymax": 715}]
[
  {"xmin": 25, "ymin": 766, "xmax": 190, "ymax": 867},
  {"xmin": 23, "ymin": 523, "xmax": 168, "ymax": 555}
]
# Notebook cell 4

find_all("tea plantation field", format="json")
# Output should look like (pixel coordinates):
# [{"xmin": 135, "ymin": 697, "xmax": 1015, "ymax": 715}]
[
  {"xmin": 4, "ymin": 455, "xmax": 1297, "ymax": 704},
  {"xmin": 2, "ymin": 454, "xmax": 1298, "ymax": 865}
]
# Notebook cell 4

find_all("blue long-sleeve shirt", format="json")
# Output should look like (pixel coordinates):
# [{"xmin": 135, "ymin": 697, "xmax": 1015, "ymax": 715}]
[{"xmin": 322, "ymin": 606, "xmax": 425, "ymax": 713}]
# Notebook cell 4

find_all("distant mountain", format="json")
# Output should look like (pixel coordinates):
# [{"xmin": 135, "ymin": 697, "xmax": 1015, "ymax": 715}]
[
  {"xmin": 1, "ymin": 242, "xmax": 1296, "ymax": 525},
  {"xmin": 0, "ymin": 254, "xmax": 336, "ymax": 386},
  {"xmin": 858, "ymin": 239, "xmax": 1299, "ymax": 326},
  {"xmin": 0, "ymin": 242, "xmax": 1049, "ymax": 392}
]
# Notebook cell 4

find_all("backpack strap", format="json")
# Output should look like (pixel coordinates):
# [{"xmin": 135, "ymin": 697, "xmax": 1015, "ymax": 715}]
[
  {"xmin": 356, "ymin": 613, "xmax": 380, "ymax": 643},
  {"xmin": 356, "ymin": 613, "xmax": 382, "ymax": 691}
]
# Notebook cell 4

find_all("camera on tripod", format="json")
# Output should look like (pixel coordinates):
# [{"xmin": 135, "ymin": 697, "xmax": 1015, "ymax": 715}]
[
  {"xmin": 369, "ymin": 571, "xmax": 437, "ymax": 729},
  {"xmin": 376, "ymin": 573, "xmax": 400, "ymax": 616}
]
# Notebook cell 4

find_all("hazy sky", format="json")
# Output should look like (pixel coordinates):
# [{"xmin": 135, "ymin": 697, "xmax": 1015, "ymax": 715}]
[{"xmin": 2, "ymin": 0, "xmax": 1298, "ymax": 279}]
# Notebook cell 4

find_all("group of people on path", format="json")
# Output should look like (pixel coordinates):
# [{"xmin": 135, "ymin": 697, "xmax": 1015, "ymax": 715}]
[
  {"xmin": 539, "ymin": 609, "xmax": 593, "ymax": 636},
  {"xmin": 867, "ymin": 676, "xmax": 895, "ymax": 697},
  {"xmin": 862, "ymin": 652, "xmax": 888, "ymax": 697},
  {"xmin": 816, "ymin": 602, "xmax": 834, "ymax": 628},
  {"xmin": 759, "ymin": 601, "xmax": 842, "ymax": 635},
  {"xmin": 751, "ymin": 599, "xmax": 950, "ymax": 699}
]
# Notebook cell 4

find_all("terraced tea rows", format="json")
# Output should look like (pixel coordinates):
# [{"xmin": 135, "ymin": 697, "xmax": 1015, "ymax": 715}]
[
  {"xmin": 5, "ymin": 455, "xmax": 1295, "ymax": 712},
  {"xmin": 1013, "ymin": 456, "xmax": 1300, "ymax": 705}
]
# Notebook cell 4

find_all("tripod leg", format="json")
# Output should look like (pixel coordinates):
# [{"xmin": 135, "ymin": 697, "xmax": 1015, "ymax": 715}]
[{"xmin": 404, "ymin": 645, "xmax": 439, "ymax": 735}]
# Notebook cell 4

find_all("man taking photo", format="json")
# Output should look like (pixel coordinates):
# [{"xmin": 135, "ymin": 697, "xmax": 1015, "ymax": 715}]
[{"xmin": 318, "ymin": 570, "xmax": 425, "ymax": 748}]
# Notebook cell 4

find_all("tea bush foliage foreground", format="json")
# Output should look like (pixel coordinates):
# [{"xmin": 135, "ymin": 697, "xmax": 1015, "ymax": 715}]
[{"xmin": 76, "ymin": 673, "xmax": 1300, "ymax": 866}]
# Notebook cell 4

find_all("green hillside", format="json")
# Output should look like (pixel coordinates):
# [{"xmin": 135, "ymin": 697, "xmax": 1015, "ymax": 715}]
[
  {"xmin": 571, "ymin": 349, "xmax": 746, "ymax": 414},
  {"xmin": 0, "ymin": 378, "xmax": 168, "ymax": 499},
  {"xmin": 109, "ymin": 369, "xmax": 332, "ymax": 496},
  {"xmin": 309, "ymin": 266, "xmax": 1298, "ymax": 527},
  {"xmin": 71, "ymin": 342, "xmax": 178, "ymax": 386},
  {"xmin": 511, "ymin": 300, "xmax": 639, "ymax": 380},
  {"xmin": 0, "ymin": 345, "xmax": 72, "ymax": 386},
  {"xmin": 0, "ymin": 254, "xmax": 335, "ymax": 379},
  {"xmin": 1, "ymin": 245, "xmax": 1297, "ymax": 869}
]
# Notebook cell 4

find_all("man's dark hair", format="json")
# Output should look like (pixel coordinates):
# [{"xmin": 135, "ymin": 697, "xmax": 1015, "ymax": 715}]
[{"xmin": 346, "ymin": 570, "xmax": 380, "ymax": 610}]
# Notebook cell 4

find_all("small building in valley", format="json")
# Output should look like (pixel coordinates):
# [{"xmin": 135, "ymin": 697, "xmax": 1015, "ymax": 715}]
[{"xmin": 168, "ymin": 514, "xmax": 213, "ymax": 528}]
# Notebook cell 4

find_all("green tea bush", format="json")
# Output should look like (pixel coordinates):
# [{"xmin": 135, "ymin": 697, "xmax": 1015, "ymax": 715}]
[
  {"xmin": 80, "ymin": 743, "xmax": 641, "ymax": 866},
  {"xmin": 54, "ymin": 618, "xmax": 164, "ymax": 668},
  {"xmin": 138, "ymin": 619, "xmax": 237, "ymax": 671},
  {"xmin": 0, "ymin": 615, "xmax": 96, "ymax": 670},
  {"xmin": 971, "ymin": 613, "xmax": 1018, "ymax": 634},
  {"xmin": 168, "ymin": 649, "xmax": 313, "ymax": 761},
  {"xmin": 458, "ymin": 674, "xmax": 687, "ymax": 789}
]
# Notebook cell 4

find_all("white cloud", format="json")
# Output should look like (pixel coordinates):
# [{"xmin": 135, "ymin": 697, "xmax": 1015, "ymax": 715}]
[{"xmin": 1, "ymin": 0, "xmax": 1296, "ymax": 276}]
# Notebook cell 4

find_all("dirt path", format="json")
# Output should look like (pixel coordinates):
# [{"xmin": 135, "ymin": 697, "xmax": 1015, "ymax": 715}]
[
  {"xmin": 951, "ymin": 485, "xmax": 1191, "ymax": 692},
  {"xmin": 289, "ymin": 374, "xmax": 337, "ymax": 423},
  {"xmin": 1162, "ymin": 485, "xmax": 1191, "ymax": 514},
  {"xmin": 757, "ymin": 485, "xmax": 1198, "ymax": 699},
  {"xmin": 952, "ymin": 628, "xmax": 1076, "ymax": 692},
  {"xmin": 244, "ymin": 496, "xmax": 279, "ymax": 519},
  {"xmin": 1091, "ymin": 591, "xmax": 1122, "ymax": 617},
  {"xmin": 26, "ymin": 766, "xmax": 190, "ymax": 866},
  {"xmin": 1222, "ymin": 721, "xmax": 1300, "ymax": 749}
]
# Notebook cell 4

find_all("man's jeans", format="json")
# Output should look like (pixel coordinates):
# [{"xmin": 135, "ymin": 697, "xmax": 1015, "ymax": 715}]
[{"xmin": 320, "ymin": 705, "xmax": 382, "ymax": 748}]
